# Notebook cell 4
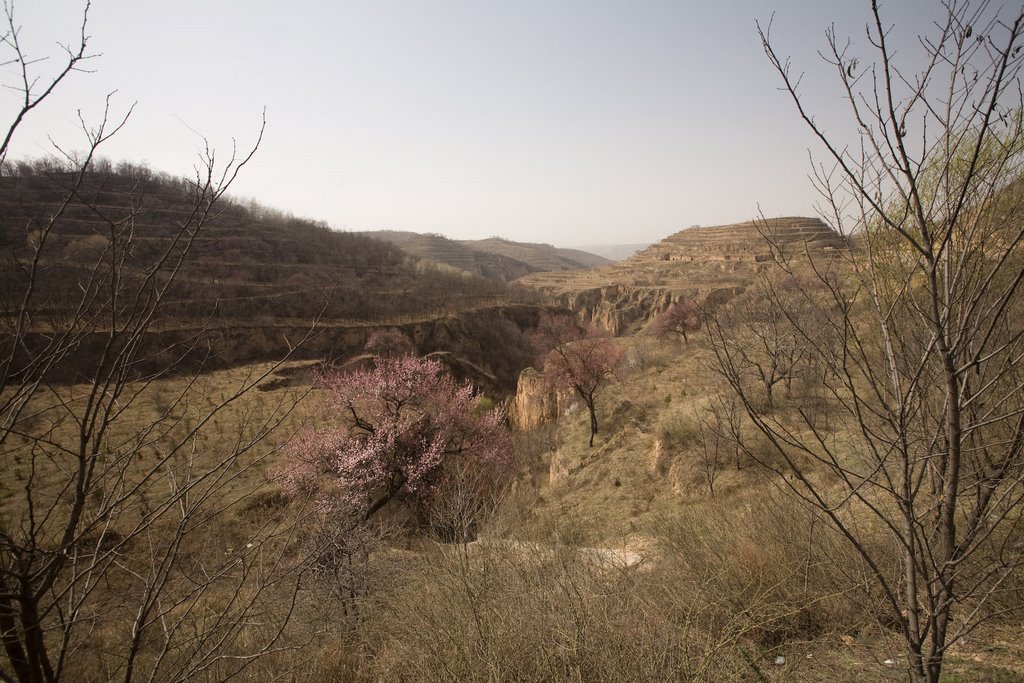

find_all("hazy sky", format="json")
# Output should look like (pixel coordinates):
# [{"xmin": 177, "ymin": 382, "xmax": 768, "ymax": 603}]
[{"xmin": 6, "ymin": 1, "xmax": 947, "ymax": 246}]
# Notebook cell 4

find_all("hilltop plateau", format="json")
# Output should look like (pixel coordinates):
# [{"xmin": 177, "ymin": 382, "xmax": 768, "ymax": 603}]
[{"xmin": 519, "ymin": 216, "xmax": 848, "ymax": 333}]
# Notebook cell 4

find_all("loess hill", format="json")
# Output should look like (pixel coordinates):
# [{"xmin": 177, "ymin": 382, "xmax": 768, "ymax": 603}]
[
  {"xmin": 0, "ymin": 166, "xmax": 551, "ymax": 387},
  {"xmin": 519, "ymin": 216, "xmax": 848, "ymax": 333},
  {"xmin": 362, "ymin": 230, "xmax": 611, "ymax": 281},
  {"xmin": 0, "ymin": 167, "xmax": 515, "ymax": 323}
]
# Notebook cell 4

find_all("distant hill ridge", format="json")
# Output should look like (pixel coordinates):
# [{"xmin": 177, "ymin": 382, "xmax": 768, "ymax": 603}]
[
  {"xmin": 465, "ymin": 237, "xmax": 610, "ymax": 271},
  {"xmin": 363, "ymin": 230, "xmax": 611, "ymax": 281},
  {"xmin": 0, "ymin": 166, "xmax": 545, "ymax": 385},
  {"xmin": 567, "ymin": 243, "xmax": 650, "ymax": 261}
]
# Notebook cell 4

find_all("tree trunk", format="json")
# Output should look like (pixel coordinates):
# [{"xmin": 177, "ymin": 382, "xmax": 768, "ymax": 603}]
[
  {"xmin": 362, "ymin": 470, "xmax": 407, "ymax": 522},
  {"xmin": 0, "ymin": 594, "xmax": 33, "ymax": 683},
  {"xmin": 586, "ymin": 395, "xmax": 598, "ymax": 447}
]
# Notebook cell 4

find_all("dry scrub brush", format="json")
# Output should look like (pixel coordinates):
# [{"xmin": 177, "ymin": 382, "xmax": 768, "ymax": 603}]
[{"xmin": 283, "ymin": 489, "xmax": 903, "ymax": 682}]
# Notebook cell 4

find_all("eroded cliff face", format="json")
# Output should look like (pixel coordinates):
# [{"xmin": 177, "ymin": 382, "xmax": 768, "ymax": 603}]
[
  {"xmin": 553, "ymin": 285, "xmax": 670, "ymax": 335},
  {"xmin": 509, "ymin": 367, "xmax": 577, "ymax": 431},
  {"xmin": 507, "ymin": 217, "xmax": 849, "ymax": 436},
  {"xmin": 550, "ymin": 284, "xmax": 747, "ymax": 334}
]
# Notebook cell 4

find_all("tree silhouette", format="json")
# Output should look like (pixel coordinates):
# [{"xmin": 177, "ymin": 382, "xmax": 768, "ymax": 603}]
[{"xmin": 709, "ymin": 3, "xmax": 1024, "ymax": 680}]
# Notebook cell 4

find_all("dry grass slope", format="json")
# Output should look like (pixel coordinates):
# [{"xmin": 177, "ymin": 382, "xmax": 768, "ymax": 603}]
[{"xmin": 363, "ymin": 230, "xmax": 612, "ymax": 281}]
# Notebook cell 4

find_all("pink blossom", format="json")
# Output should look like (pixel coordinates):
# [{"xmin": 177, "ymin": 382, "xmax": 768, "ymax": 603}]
[
  {"xmin": 532, "ymin": 313, "xmax": 624, "ymax": 447},
  {"xmin": 650, "ymin": 299, "xmax": 702, "ymax": 342},
  {"xmin": 279, "ymin": 356, "xmax": 513, "ymax": 522}
]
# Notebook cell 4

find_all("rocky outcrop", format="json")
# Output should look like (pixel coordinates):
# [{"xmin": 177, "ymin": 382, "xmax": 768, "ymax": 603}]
[
  {"xmin": 509, "ymin": 367, "xmax": 576, "ymax": 430},
  {"xmin": 553, "ymin": 285, "xmax": 674, "ymax": 336}
]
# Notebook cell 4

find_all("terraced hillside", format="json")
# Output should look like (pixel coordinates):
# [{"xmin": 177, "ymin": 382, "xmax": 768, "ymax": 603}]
[
  {"xmin": 519, "ymin": 216, "xmax": 848, "ymax": 333},
  {"xmin": 363, "ymin": 230, "xmax": 611, "ymax": 280},
  {"xmin": 0, "ymin": 166, "xmax": 544, "ymax": 384},
  {"xmin": 636, "ymin": 216, "xmax": 846, "ymax": 263}
]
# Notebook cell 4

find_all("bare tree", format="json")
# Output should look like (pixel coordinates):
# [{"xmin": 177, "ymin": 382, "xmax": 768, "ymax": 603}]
[
  {"xmin": 708, "ymin": 276, "xmax": 823, "ymax": 412},
  {"xmin": 711, "ymin": 3, "xmax": 1024, "ymax": 681},
  {"xmin": 692, "ymin": 407, "xmax": 723, "ymax": 497},
  {"xmin": 692, "ymin": 392, "xmax": 751, "ymax": 494},
  {"xmin": 0, "ymin": 4, "xmax": 317, "ymax": 680}
]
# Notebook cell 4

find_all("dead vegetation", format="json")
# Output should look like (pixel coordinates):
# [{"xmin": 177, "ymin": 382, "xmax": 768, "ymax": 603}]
[
  {"xmin": 7, "ymin": 333, "xmax": 1022, "ymax": 681},
  {"xmin": 4, "ymin": 0, "xmax": 1024, "ymax": 680}
]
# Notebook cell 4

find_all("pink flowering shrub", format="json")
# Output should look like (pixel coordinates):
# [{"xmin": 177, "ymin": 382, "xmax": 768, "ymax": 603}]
[
  {"xmin": 280, "ymin": 356, "xmax": 513, "ymax": 526},
  {"xmin": 363, "ymin": 328, "xmax": 415, "ymax": 358},
  {"xmin": 650, "ymin": 299, "xmax": 702, "ymax": 343}
]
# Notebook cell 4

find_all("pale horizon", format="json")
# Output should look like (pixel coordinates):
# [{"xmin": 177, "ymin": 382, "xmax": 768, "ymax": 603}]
[{"xmin": 7, "ymin": 1, "xmax": 951, "ymax": 246}]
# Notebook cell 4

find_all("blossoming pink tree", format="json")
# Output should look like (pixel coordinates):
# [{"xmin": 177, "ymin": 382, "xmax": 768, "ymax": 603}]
[
  {"xmin": 363, "ymin": 328, "xmax": 415, "ymax": 358},
  {"xmin": 533, "ymin": 313, "xmax": 624, "ymax": 447},
  {"xmin": 281, "ymin": 356, "xmax": 512, "ymax": 528},
  {"xmin": 650, "ymin": 299, "xmax": 702, "ymax": 343}
]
